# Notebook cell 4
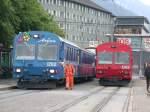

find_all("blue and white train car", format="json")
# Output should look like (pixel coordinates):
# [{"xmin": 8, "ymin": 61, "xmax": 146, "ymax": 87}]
[{"xmin": 13, "ymin": 31, "xmax": 95, "ymax": 88}]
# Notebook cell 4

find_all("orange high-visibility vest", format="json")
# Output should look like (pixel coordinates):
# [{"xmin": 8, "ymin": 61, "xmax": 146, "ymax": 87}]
[
  {"xmin": 69, "ymin": 64, "xmax": 75, "ymax": 75},
  {"xmin": 64, "ymin": 64, "xmax": 70, "ymax": 76}
]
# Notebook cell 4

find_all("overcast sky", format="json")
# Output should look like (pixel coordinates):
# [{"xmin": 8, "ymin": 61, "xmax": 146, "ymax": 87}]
[{"xmin": 139, "ymin": 0, "xmax": 150, "ymax": 6}]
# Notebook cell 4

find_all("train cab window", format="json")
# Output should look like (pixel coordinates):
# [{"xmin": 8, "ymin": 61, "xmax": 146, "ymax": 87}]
[
  {"xmin": 115, "ymin": 52, "xmax": 129, "ymax": 64},
  {"xmin": 37, "ymin": 44, "xmax": 58, "ymax": 60},
  {"xmin": 98, "ymin": 52, "xmax": 113, "ymax": 64},
  {"xmin": 16, "ymin": 43, "xmax": 35, "ymax": 60}
]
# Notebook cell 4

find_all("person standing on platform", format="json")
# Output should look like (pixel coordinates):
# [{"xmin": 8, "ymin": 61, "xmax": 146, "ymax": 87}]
[{"xmin": 144, "ymin": 63, "xmax": 150, "ymax": 93}]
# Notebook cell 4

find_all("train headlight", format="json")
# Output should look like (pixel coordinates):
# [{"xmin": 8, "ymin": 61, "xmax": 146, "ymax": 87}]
[
  {"xmin": 33, "ymin": 34, "xmax": 39, "ymax": 38},
  {"xmin": 97, "ymin": 70, "xmax": 103, "ymax": 74},
  {"xmin": 124, "ymin": 71, "xmax": 129, "ymax": 75},
  {"xmin": 16, "ymin": 68, "xmax": 21, "ymax": 73},
  {"xmin": 49, "ymin": 69, "xmax": 55, "ymax": 74}
]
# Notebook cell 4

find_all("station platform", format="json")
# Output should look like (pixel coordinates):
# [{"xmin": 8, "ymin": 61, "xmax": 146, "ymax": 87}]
[
  {"xmin": 0, "ymin": 79, "xmax": 17, "ymax": 90},
  {"xmin": 129, "ymin": 77, "xmax": 150, "ymax": 112}
]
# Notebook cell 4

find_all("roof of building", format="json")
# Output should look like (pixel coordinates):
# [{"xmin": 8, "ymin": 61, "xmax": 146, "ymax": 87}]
[
  {"xmin": 116, "ymin": 16, "xmax": 150, "ymax": 24},
  {"xmin": 106, "ymin": 34, "xmax": 150, "ymax": 37},
  {"xmin": 69, "ymin": 0, "xmax": 112, "ymax": 14}
]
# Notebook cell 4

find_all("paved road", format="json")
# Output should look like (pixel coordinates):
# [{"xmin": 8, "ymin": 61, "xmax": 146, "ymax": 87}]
[{"xmin": 0, "ymin": 79, "xmax": 133, "ymax": 112}]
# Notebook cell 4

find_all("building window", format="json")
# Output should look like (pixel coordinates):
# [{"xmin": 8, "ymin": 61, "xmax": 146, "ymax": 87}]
[
  {"xmin": 53, "ymin": 0, "xmax": 56, "ymax": 4},
  {"xmin": 60, "ymin": 11, "xmax": 64, "ymax": 18},
  {"xmin": 71, "ymin": 3, "xmax": 74, "ymax": 9},
  {"xmin": 73, "ymin": 14, "xmax": 76, "ymax": 19},
  {"xmin": 60, "ymin": 0, "xmax": 64, "ymax": 6},
  {"xmin": 53, "ymin": 10, "xmax": 56, "ymax": 16},
  {"xmin": 59, "ymin": 23, "xmax": 64, "ymax": 29},
  {"xmin": 66, "ymin": 12, "xmax": 69, "ymax": 19},
  {"xmin": 67, "ymin": 24, "xmax": 70, "ymax": 30},
  {"xmin": 72, "ymin": 36, "xmax": 75, "ymax": 41}
]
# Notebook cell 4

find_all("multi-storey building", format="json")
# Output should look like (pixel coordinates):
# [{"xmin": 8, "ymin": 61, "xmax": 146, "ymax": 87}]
[
  {"xmin": 38, "ymin": 0, "xmax": 115, "ymax": 48},
  {"xmin": 114, "ymin": 16, "xmax": 150, "ymax": 34}
]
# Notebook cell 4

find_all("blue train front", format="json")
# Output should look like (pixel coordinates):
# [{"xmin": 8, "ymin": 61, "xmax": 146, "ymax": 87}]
[
  {"xmin": 13, "ymin": 31, "xmax": 67, "ymax": 88},
  {"xmin": 13, "ymin": 31, "xmax": 95, "ymax": 88}
]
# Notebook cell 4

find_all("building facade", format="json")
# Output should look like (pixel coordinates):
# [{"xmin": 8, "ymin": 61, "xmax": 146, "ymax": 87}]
[
  {"xmin": 114, "ymin": 16, "xmax": 150, "ymax": 34},
  {"xmin": 38, "ymin": 0, "xmax": 115, "ymax": 48}
]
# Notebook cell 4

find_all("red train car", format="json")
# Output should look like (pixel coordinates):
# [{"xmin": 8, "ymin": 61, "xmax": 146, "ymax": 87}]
[{"xmin": 96, "ymin": 42, "xmax": 133, "ymax": 85}]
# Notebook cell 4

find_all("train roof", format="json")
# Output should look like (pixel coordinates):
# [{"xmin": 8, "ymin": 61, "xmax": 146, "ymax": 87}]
[
  {"xmin": 96, "ymin": 42, "xmax": 132, "ymax": 51},
  {"xmin": 59, "ymin": 36, "xmax": 95, "ymax": 55},
  {"xmin": 58, "ymin": 36, "xmax": 80, "ymax": 48},
  {"xmin": 16, "ymin": 31, "xmax": 95, "ymax": 54}
]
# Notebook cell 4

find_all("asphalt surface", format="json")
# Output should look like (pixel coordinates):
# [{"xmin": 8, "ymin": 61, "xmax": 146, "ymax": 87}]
[{"xmin": 0, "ymin": 76, "xmax": 150, "ymax": 112}]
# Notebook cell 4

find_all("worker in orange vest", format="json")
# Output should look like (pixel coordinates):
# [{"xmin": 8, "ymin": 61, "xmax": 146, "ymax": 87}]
[
  {"xmin": 69, "ymin": 64, "xmax": 75, "ymax": 89},
  {"xmin": 64, "ymin": 63, "xmax": 75, "ymax": 90},
  {"xmin": 64, "ymin": 63, "xmax": 70, "ymax": 89}
]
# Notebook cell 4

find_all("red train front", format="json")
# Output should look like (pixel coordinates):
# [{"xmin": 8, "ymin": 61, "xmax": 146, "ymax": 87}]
[{"xmin": 96, "ymin": 42, "xmax": 133, "ymax": 85}]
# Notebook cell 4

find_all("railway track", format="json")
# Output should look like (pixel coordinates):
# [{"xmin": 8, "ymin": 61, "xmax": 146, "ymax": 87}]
[
  {"xmin": 92, "ymin": 81, "xmax": 133, "ymax": 112},
  {"xmin": 50, "ymin": 86, "xmax": 106, "ymax": 112},
  {"xmin": 91, "ymin": 87, "xmax": 120, "ymax": 112},
  {"xmin": 0, "ymin": 89, "xmax": 39, "ymax": 101},
  {"xmin": 50, "ymin": 85, "xmax": 132, "ymax": 112}
]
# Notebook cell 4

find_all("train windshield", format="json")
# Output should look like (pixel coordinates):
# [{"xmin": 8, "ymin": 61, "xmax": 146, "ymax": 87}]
[
  {"xmin": 115, "ymin": 52, "xmax": 129, "ymax": 64},
  {"xmin": 37, "ymin": 44, "xmax": 58, "ymax": 60},
  {"xmin": 98, "ymin": 52, "xmax": 113, "ymax": 64},
  {"xmin": 15, "ymin": 43, "xmax": 35, "ymax": 60}
]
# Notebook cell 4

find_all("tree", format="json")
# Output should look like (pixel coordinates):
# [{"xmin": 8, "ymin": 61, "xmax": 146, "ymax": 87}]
[
  {"xmin": 0, "ymin": 0, "xmax": 20, "ymax": 47},
  {"xmin": 11, "ymin": 0, "xmax": 64, "ymax": 37},
  {"xmin": 0, "ymin": 0, "xmax": 64, "ymax": 47}
]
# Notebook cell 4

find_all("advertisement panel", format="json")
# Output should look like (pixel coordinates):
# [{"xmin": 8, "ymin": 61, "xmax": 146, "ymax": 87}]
[
  {"xmin": 143, "ymin": 38, "xmax": 150, "ymax": 51},
  {"xmin": 117, "ymin": 38, "xmax": 131, "ymax": 45}
]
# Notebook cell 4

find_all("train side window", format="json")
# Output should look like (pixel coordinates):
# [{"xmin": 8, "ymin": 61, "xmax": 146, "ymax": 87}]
[
  {"xmin": 74, "ymin": 49, "xmax": 76, "ymax": 62},
  {"xmin": 73, "ymin": 49, "xmax": 74, "ymax": 61},
  {"xmin": 68, "ymin": 48, "xmax": 70, "ymax": 61},
  {"xmin": 75, "ymin": 50, "xmax": 77, "ymax": 62},
  {"xmin": 77, "ymin": 50, "xmax": 80, "ymax": 64},
  {"xmin": 83, "ymin": 53, "xmax": 85, "ymax": 64},
  {"xmin": 71, "ymin": 48, "xmax": 73, "ymax": 61},
  {"xmin": 69, "ymin": 48, "xmax": 71, "ymax": 61},
  {"xmin": 66, "ymin": 47, "xmax": 69, "ymax": 61}
]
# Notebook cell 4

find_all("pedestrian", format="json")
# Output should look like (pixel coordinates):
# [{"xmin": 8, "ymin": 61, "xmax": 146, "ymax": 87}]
[
  {"xmin": 144, "ymin": 62, "xmax": 148, "ymax": 70},
  {"xmin": 144, "ymin": 63, "xmax": 150, "ymax": 93},
  {"xmin": 64, "ymin": 63, "xmax": 75, "ymax": 90}
]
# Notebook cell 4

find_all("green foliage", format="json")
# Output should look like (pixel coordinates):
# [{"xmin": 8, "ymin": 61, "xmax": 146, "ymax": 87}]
[
  {"xmin": 0, "ymin": 0, "xmax": 64, "ymax": 47},
  {"xmin": 0, "ymin": 0, "xmax": 20, "ymax": 47}
]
